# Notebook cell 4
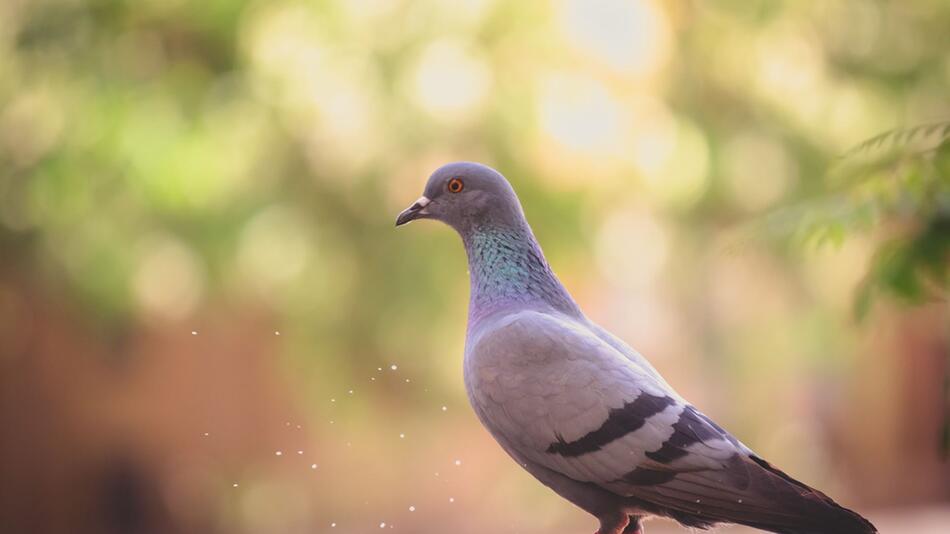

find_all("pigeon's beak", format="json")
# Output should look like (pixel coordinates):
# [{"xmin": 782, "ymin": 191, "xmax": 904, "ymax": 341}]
[{"xmin": 395, "ymin": 196, "xmax": 431, "ymax": 227}]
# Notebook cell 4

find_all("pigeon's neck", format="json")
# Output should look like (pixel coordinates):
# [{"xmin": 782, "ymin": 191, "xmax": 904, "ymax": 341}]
[{"xmin": 462, "ymin": 221, "xmax": 580, "ymax": 325}]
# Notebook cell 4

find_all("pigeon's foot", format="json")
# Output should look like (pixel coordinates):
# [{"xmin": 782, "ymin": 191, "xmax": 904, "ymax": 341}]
[
  {"xmin": 595, "ymin": 511, "xmax": 630, "ymax": 534},
  {"xmin": 621, "ymin": 516, "xmax": 643, "ymax": 534}
]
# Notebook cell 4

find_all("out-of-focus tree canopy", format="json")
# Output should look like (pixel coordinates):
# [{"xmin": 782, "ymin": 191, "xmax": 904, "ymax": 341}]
[
  {"xmin": 2, "ymin": 0, "xmax": 947, "ymax": 348},
  {"xmin": 1, "ymin": 1, "xmax": 948, "ymax": 532}
]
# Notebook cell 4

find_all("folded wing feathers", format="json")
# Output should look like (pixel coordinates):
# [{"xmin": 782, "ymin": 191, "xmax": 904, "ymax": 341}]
[
  {"xmin": 469, "ymin": 311, "xmax": 875, "ymax": 533},
  {"xmin": 633, "ymin": 455, "xmax": 877, "ymax": 533}
]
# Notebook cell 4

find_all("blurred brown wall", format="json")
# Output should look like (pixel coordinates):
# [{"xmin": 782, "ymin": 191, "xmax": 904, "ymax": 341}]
[
  {"xmin": 0, "ymin": 268, "xmax": 303, "ymax": 534},
  {"xmin": 1, "ymin": 267, "xmax": 947, "ymax": 533}
]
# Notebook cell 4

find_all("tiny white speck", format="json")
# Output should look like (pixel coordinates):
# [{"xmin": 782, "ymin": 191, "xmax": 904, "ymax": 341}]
[
  {"xmin": 331, "ymin": 523, "xmax": 336, "ymax": 528},
  {"xmin": 330, "ymin": 420, "xmax": 334, "ymax": 424},
  {"xmin": 296, "ymin": 424, "xmax": 301, "ymax": 429},
  {"xmin": 441, "ymin": 406, "xmax": 447, "ymax": 412},
  {"xmin": 377, "ymin": 367, "xmax": 383, "ymax": 371},
  {"xmin": 330, "ymin": 398, "xmax": 336, "ymax": 402},
  {"xmin": 371, "ymin": 377, "xmax": 376, "ymax": 381},
  {"xmin": 297, "ymin": 450, "xmax": 303, "ymax": 455},
  {"xmin": 738, "ymin": 499, "xmax": 743, "ymax": 503},
  {"xmin": 311, "ymin": 463, "xmax": 318, "ymax": 469},
  {"xmin": 285, "ymin": 422, "xmax": 290, "ymax": 426},
  {"xmin": 408, "ymin": 506, "xmax": 415, "ymax": 512},
  {"xmin": 232, "ymin": 483, "xmax": 238, "ymax": 487},
  {"xmin": 191, "ymin": 331, "xmax": 197, "ymax": 335},
  {"xmin": 346, "ymin": 442, "xmax": 351, "ymax": 447},
  {"xmin": 405, "ymin": 378, "xmax": 410, "ymax": 383},
  {"xmin": 695, "ymin": 499, "xmax": 701, "ymax": 503},
  {"xmin": 454, "ymin": 459, "xmax": 461, "ymax": 466},
  {"xmin": 448, "ymin": 497, "xmax": 455, "ymax": 503},
  {"xmin": 399, "ymin": 433, "xmax": 405, "ymax": 439},
  {"xmin": 203, "ymin": 432, "xmax": 209, "ymax": 437},
  {"xmin": 275, "ymin": 331, "xmax": 280, "ymax": 335},
  {"xmin": 275, "ymin": 451, "xmax": 282, "ymax": 456},
  {"xmin": 434, "ymin": 472, "xmax": 440, "ymax": 477},
  {"xmin": 348, "ymin": 390, "xmax": 353, "ymax": 394},
  {"xmin": 390, "ymin": 364, "xmax": 398, "ymax": 370},
  {"xmin": 379, "ymin": 522, "xmax": 386, "ymax": 528}
]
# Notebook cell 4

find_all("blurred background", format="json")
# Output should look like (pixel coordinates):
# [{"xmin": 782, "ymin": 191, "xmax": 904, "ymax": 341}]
[{"xmin": 1, "ymin": 0, "xmax": 948, "ymax": 533}]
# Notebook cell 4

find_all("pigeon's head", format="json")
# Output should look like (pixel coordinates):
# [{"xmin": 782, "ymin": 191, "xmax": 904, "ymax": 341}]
[{"xmin": 395, "ymin": 162, "xmax": 525, "ymax": 232}]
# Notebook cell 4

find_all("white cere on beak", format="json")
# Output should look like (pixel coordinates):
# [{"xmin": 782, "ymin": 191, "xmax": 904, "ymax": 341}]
[{"xmin": 414, "ymin": 196, "xmax": 431, "ymax": 214}]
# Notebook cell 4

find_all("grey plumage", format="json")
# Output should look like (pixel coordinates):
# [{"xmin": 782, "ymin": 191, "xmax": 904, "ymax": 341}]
[{"xmin": 396, "ymin": 162, "xmax": 876, "ymax": 534}]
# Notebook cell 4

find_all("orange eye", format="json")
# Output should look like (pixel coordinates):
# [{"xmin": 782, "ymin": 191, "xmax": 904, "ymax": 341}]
[{"xmin": 448, "ymin": 178, "xmax": 464, "ymax": 193}]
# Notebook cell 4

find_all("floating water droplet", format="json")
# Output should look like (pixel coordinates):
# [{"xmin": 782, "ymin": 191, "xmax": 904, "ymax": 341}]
[
  {"xmin": 275, "ymin": 451, "xmax": 283, "ymax": 456},
  {"xmin": 330, "ymin": 523, "xmax": 336, "ymax": 528},
  {"xmin": 275, "ymin": 331, "xmax": 280, "ymax": 336},
  {"xmin": 454, "ymin": 459, "xmax": 462, "ymax": 466},
  {"xmin": 379, "ymin": 522, "xmax": 386, "ymax": 528},
  {"xmin": 297, "ymin": 450, "xmax": 303, "ymax": 455},
  {"xmin": 311, "ymin": 463, "xmax": 318, "ymax": 469},
  {"xmin": 390, "ymin": 364, "xmax": 398, "ymax": 371},
  {"xmin": 408, "ymin": 506, "xmax": 415, "ymax": 512},
  {"xmin": 232, "ymin": 483, "xmax": 238, "ymax": 487},
  {"xmin": 348, "ymin": 390, "xmax": 354, "ymax": 394},
  {"xmin": 448, "ymin": 497, "xmax": 455, "ymax": 503},
  {"xmin": 399, "ymin": 433, "xmax": 405, "ymax": 439},
  {"xmin": 441, "ymin": 406, "xmax": 447, "ymax": 412},
  {"xmin": 191, "ymin": 331, "xmax": 198, "ymax": 335},
  {"xmin": 203, "ymin": 432, "xmax": 209, "ymax": 437}
]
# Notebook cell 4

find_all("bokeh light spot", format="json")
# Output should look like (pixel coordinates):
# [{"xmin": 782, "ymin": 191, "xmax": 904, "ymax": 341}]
[
  {"xmin": 133, "ymin": 234, "xmax": 205, "ymax": 320},
  {"xmin": 557, "ymin": 0, "xmax": 671, "ymax": 79},
  {"xmin": 408, "ymin": 39, "xmax": 493, "ymax": 122}
]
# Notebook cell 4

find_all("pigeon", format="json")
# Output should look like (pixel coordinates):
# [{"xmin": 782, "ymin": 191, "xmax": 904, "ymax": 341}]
[{"xmin": 395, "ymin": 162, "xmax": 876, "ymax": 534}]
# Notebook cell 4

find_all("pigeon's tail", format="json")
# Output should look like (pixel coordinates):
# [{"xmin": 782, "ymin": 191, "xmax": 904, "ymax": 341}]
[
  {"xmin": 728, "ymin": 455, "xmax": 876, "ymax": 534},
  {"xmin": 633, "ymin": 454, "xmax": 876, "ymax": 534}
]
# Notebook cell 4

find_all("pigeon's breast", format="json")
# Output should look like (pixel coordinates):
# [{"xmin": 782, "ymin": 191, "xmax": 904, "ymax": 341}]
[{"xmin": 462, "ymin": 309, "xmax": 648, "ymax": 454}]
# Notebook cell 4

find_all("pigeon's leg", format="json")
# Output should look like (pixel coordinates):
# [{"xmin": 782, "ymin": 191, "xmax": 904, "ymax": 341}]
[
  {"xmin": 595, "ymin": 511, "xmax": 629, "ymax": 534},
  {"xmin": 621, "ymin": 516, "xmax": 643, "ymax": 534}
]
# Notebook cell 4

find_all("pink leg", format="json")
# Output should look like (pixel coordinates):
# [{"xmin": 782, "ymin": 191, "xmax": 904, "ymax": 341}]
[{"xmin": 595, "ymin": 512, "xmax": 630, "ymax": 534}]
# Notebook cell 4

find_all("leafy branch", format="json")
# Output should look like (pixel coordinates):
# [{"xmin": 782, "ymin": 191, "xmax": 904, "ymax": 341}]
[{"xmin": 735, "ymin": 121, "xmax": 950, "ymax": 319}]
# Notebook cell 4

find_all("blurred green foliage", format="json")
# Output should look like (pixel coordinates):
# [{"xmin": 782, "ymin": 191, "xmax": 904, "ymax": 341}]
[
  {"xmin": 2, "ymin": 1, "xmax": 950, "ymax": 530},
  {"xmin": 748, "ymin": 122, "xmax": 949, "ymax": 318},
  {"xmin": 845, "ymin": 125, "xmax": 949, "ymax": 317}
]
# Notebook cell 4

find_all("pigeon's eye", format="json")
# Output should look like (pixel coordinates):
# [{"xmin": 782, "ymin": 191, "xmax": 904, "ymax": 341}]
[{"xmin": 447, "ymin": 178, "xmax": 464, "ymax": 193}]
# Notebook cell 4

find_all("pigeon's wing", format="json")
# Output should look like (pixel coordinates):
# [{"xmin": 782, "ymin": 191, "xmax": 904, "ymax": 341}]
[
  {"xmin": 466, "ymin": 310, "xmax": 876, "ymax": 533},
  {"xmin": 466, "ymin": 309, "xmax": 742, "ymax": 492}
]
